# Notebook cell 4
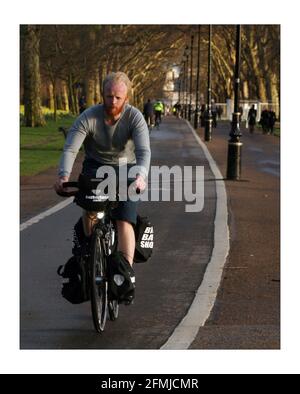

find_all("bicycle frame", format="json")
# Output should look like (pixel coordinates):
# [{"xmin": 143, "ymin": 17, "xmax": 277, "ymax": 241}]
[{"xmin": 89, "ymin": 207, "xmax": 119, "ymax": 332}]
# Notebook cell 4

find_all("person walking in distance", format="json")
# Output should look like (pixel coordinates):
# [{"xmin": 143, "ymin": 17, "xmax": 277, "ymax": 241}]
[
  {"xmin": 260, "ymin": 107, "xmax": 270, "ymax": 134},
  {"xmin": 143, "ymin": 99, "xmax": 154, "ymax": 129},
  {"xmin": 269, "ymin": 108, "xmax": 277, "ymax": 135},
  {"xmin": 247, "ymin": 104, "xmax": 257, "ymax": 134}
]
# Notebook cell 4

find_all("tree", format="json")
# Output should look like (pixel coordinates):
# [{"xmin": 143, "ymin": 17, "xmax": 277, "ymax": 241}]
[
  {"xmin": 21, "ymin": 25, "xmax": 45, "ymax": 127},
  {"xmin": 21, "ymin": 24, "xmax": 280, "ymax": 121}
]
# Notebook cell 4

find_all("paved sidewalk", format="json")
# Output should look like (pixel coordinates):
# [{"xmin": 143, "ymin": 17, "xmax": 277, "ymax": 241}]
[{"xmin": 190, "ymin": 121, "xmax": 280, "ymax": 349}]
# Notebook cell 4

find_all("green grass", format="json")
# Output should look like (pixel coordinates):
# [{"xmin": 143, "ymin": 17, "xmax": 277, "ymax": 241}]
[
  {"xmin": 256, "ymin": 124, "xmax": 280, "ymax": 137},
  {"xmin": 20, "ymin": 149, "xmax": 63, "ymax": 176},
  {"xmin": 20, "ymin": 113, "xmax": 77, "ymax": 176},
  {"xmin": 217, "ymin": 119, "xmax": 280, "ymax": 137}
]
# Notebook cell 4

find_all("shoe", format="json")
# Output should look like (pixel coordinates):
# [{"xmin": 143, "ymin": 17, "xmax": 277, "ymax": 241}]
[{"xmin": 120, "ymin": 293, "xmax": 135, "ymax": 305}]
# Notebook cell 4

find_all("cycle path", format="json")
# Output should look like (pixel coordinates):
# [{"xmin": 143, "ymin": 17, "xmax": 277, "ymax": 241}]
[{"xmin": 20, "ymin": 116, "xmax": 221, "ymax": 349}]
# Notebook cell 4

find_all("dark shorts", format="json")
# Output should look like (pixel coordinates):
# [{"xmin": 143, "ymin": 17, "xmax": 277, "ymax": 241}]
[{"xmin": 82, "ymin": 158, "xmax": 138, "ymax": 226}]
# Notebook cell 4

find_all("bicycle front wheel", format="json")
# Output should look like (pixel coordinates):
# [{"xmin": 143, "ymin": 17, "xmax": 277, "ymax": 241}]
[
  {"xmin": 108, "ymin": 300, "xmax": 119, "ymax": 321},
  {"xmin": 90, "ymin": 232, "xmax": 108, "ymax": 332}
]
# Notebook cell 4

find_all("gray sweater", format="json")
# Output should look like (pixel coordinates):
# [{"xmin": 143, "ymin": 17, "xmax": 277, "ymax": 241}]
[{"xmin": 59, "ymin": 104, "xmax": 151, "ymax": 179}]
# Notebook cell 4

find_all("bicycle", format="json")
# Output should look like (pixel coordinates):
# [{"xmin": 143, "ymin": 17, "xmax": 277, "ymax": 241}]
[
  {"xmin": 154, "ymin": 112, "xmax": 161, "ymax": 130},
  {"xmin": 57, "ymin": 177, "xmax": 139, "ymax": 333}
]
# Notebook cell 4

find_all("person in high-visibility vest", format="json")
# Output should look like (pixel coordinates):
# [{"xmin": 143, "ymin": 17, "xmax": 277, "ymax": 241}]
[{"xmin": 154, "ymin": 100, "xmax": 164, "ymax": 127}]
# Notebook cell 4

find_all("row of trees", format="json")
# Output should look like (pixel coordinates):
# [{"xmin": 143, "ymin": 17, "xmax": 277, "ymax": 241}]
[
  {"xmin": 211, "ymin": 25, "xmax": 280, "ymax": 105},
  {"xmin": 20, "ymin": 25, "xmax": 280, "ymax": 127}
]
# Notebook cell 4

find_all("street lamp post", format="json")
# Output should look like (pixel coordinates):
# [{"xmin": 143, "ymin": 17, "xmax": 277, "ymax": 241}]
[
  {"xmin": 184, "ymin": 49, "xmax": 189, "ymax": 119},
  {"xmin": 205, "ymin": 25, "xmax": 213, "ymax": 142},
  {"xmin": 178, "ymin": 61, "xmax": 183, "ymax": 108},
  {"xmin": 194, "ymin": 25, "xmax": 201, "ymax": 129},
  {"xmin": 226, "ymin": 25, "xmax": 243, "ymax": 180},
  {"xmin": 182, "ymin": 59, "xmax": 186, "ymax": 118},
  {"xmin": 188, "ymin": 35, "xmax": 194, "ymax": 121},
  {"xmin": 178, "ymin": 77, "xmax": 181, "ymax": 105}
]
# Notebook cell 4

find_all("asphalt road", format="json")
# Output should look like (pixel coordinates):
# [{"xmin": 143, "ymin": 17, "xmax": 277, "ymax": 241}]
[
  {"xmin": 20, "ymin": 117, "xmax": 217, "ymax": 349},
  {"xmin": 191, "ymin": 122, "xmax": 280, "ymax": 349},
  {"xmin": 20, "ymin": 118, "xmax": 280, "ymax": 350}
]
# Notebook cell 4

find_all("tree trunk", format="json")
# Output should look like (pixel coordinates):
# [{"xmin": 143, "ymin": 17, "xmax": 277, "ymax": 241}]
[
  {"xmin": 61, "ymin": 80, "xmax": 69, "ymax": 112},
  {"xmin": 85, "ymin": 75, "xmax": 95, "ymax": 107},
  {"xmin": 99, "ymin": 61, "xmax": 107, "ymax": 96},
  {"xmin": 56, "ymin": 82, "xmax": 63, "ymax": 110},
  {"xmin": 52, "ymin": 80, "xmax": 57, "ymax": 121},
  {"xmin": 48, "ymin": 81, "xmax": 55, "ymax": 111},
  {"xmin": 242, "ymin": 80, "xmax": 249, "ymax": 100},
  {"xmin": 269, "ymin": 72, "xmax": 280, "ymax": 115},
  {"xmin": 23, "ymin": 25, "xmax": 45, "ymax": 127},
  {"xmin": 94, "ymin": 69, "xmax": 101, "ymax": 104},
  {"xmin": 246, "ymin": 27, "xmax": 268, "ymax": 102},
  {"xmin": 68, "ymin": 74, "xmax": 77, "ymax": 114}
]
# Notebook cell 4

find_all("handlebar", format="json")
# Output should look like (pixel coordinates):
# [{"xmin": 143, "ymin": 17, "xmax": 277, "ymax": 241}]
[
  {"xmin": 56, "ymin": 180, "xmax": 141, "ymax": 198},
  {"xmin": 56, "ymin": 182, "xmax": 79, "ymax": 197}
]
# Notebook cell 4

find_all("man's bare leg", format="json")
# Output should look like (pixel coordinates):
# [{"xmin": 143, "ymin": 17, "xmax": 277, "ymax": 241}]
[
  {"xmin": 116, "ymin": 220, "xmax": 135, "ymax": 266},
  {"xmin": 82, "ymin": 210, "xmax": 98, "ymax": 238},
  {"xmin": 82, "ymin": 213, "xmax": 135, "ymax": 266}
]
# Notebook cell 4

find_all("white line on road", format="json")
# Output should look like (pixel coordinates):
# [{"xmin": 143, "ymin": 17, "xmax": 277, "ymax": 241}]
[
  {"xmin": 260, "ymin": 167, "xmax": 280, "ymax": 178},
  {"xmin": 20, "ymin": 198, "xmax": 73, "ymax": 232},
  {"xmin": 160, "ymin": 121, "xmax": 230, "ymax": 350},
  {"xmin": 247, "ymin": 146, "xmax": 264, "ymax": 153},
  {"xmin": 258, "ymin": 160, "xmax": 280, "ymax": 166}
]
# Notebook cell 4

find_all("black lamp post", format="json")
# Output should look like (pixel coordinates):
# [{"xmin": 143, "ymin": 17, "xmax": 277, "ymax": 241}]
[
  {"xmin": 182, "ymin": 55, "xmax": 186, "ymax": 117},
  {"xmin": 178, "ymin": 60, "xmax": 183, "ymax": 108},
  {"xmin": 194, "ymin": 25, "xmax": 201, "ymax": 129},
  {"xmin": 184, "ymin": 50, "xmax": 189, "ymax": 119},
  {"xmin": 188, "ymin": 35, "xmax": 194, "ymax": 121},
  {"xmin": 205, "ymin": 25, "xmax": 213, "ymax": 142},
  {"xmin": 226, "ymin": 25, "xmax": 243, "ymax": 180}
]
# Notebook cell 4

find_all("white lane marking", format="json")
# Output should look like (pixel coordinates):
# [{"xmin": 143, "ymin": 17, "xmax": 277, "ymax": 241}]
[
  {"xmin": 260, "ymin": 167, "xmax": 280, "ymax": 178},
  {"xmin": 20, "ymin": 198, "xmax": 73, "ymax": 232},
  {"xmin": 259, "ymin": 160, "xmax": 279, "ymax": 166},
  {"xmin": 247, "ymin": 146, "xmax": 264, "ymax": 153},
  {"xmin": 160, "ymin": 121, "xmax": 230, "ymax": 350}
]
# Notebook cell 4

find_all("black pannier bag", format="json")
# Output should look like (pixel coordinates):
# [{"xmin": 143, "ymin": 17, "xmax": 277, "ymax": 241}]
[
  {"xmin": 134, "ymin": 215, "xmax": 154, "ymax": 263},
  {"xmin": 107, "ymin": 251, "xmax": 135, "ymax": 304},
  {"xmin": 57, "ymin": 256, "xmax": 90, "ymax": 304}
]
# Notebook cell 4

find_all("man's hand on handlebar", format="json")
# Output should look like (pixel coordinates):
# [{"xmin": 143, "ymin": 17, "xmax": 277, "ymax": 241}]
[
  {"xmin": 54, "ymin": 176, "xmax": 69, "ymax": 193},
  {"xmin": 135, "ymin": 174, "xmax": 147, "ymax": 193}
]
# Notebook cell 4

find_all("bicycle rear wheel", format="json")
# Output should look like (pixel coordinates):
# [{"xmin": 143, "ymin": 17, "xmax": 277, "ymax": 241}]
[{"xmin": 90, "ymin": 232, "xmax": 108, "ymax": 332}]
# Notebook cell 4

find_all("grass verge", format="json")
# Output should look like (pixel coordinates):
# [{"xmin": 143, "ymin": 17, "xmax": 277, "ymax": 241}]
[{"xmin": 20, "ymin": 114, "xmax": 76, "ymax": 177}]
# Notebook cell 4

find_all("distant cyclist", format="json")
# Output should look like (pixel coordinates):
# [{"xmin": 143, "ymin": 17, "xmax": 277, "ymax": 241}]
[
  {"xmin": 153, "ymin": 100, "xmax": 164, "ymax": 127},
  {"xmin": 173, "ymin": 102, "xmax": 182, "ymax": 118},
  {"xmin": 54, "ymin": 72, "xmax": 151, "ymax": 303}
]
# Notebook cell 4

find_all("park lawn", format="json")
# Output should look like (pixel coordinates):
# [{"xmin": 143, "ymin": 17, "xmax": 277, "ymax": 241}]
[
  {"xmin": 20, "ymin": 115, "xmax": 76, "ymax": 176},
  {"xmin": 256, "ymin": 124, "xmax": 280, "ymax": 137},
  {"xmin": 20, "ymin": 149, "xmax": 63, "ymax": 176}
]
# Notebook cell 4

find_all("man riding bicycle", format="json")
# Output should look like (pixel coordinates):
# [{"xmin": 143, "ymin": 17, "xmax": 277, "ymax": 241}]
[{"xmin": 54, "ymin": 72, "xmax": 151, "ymax": 303}]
